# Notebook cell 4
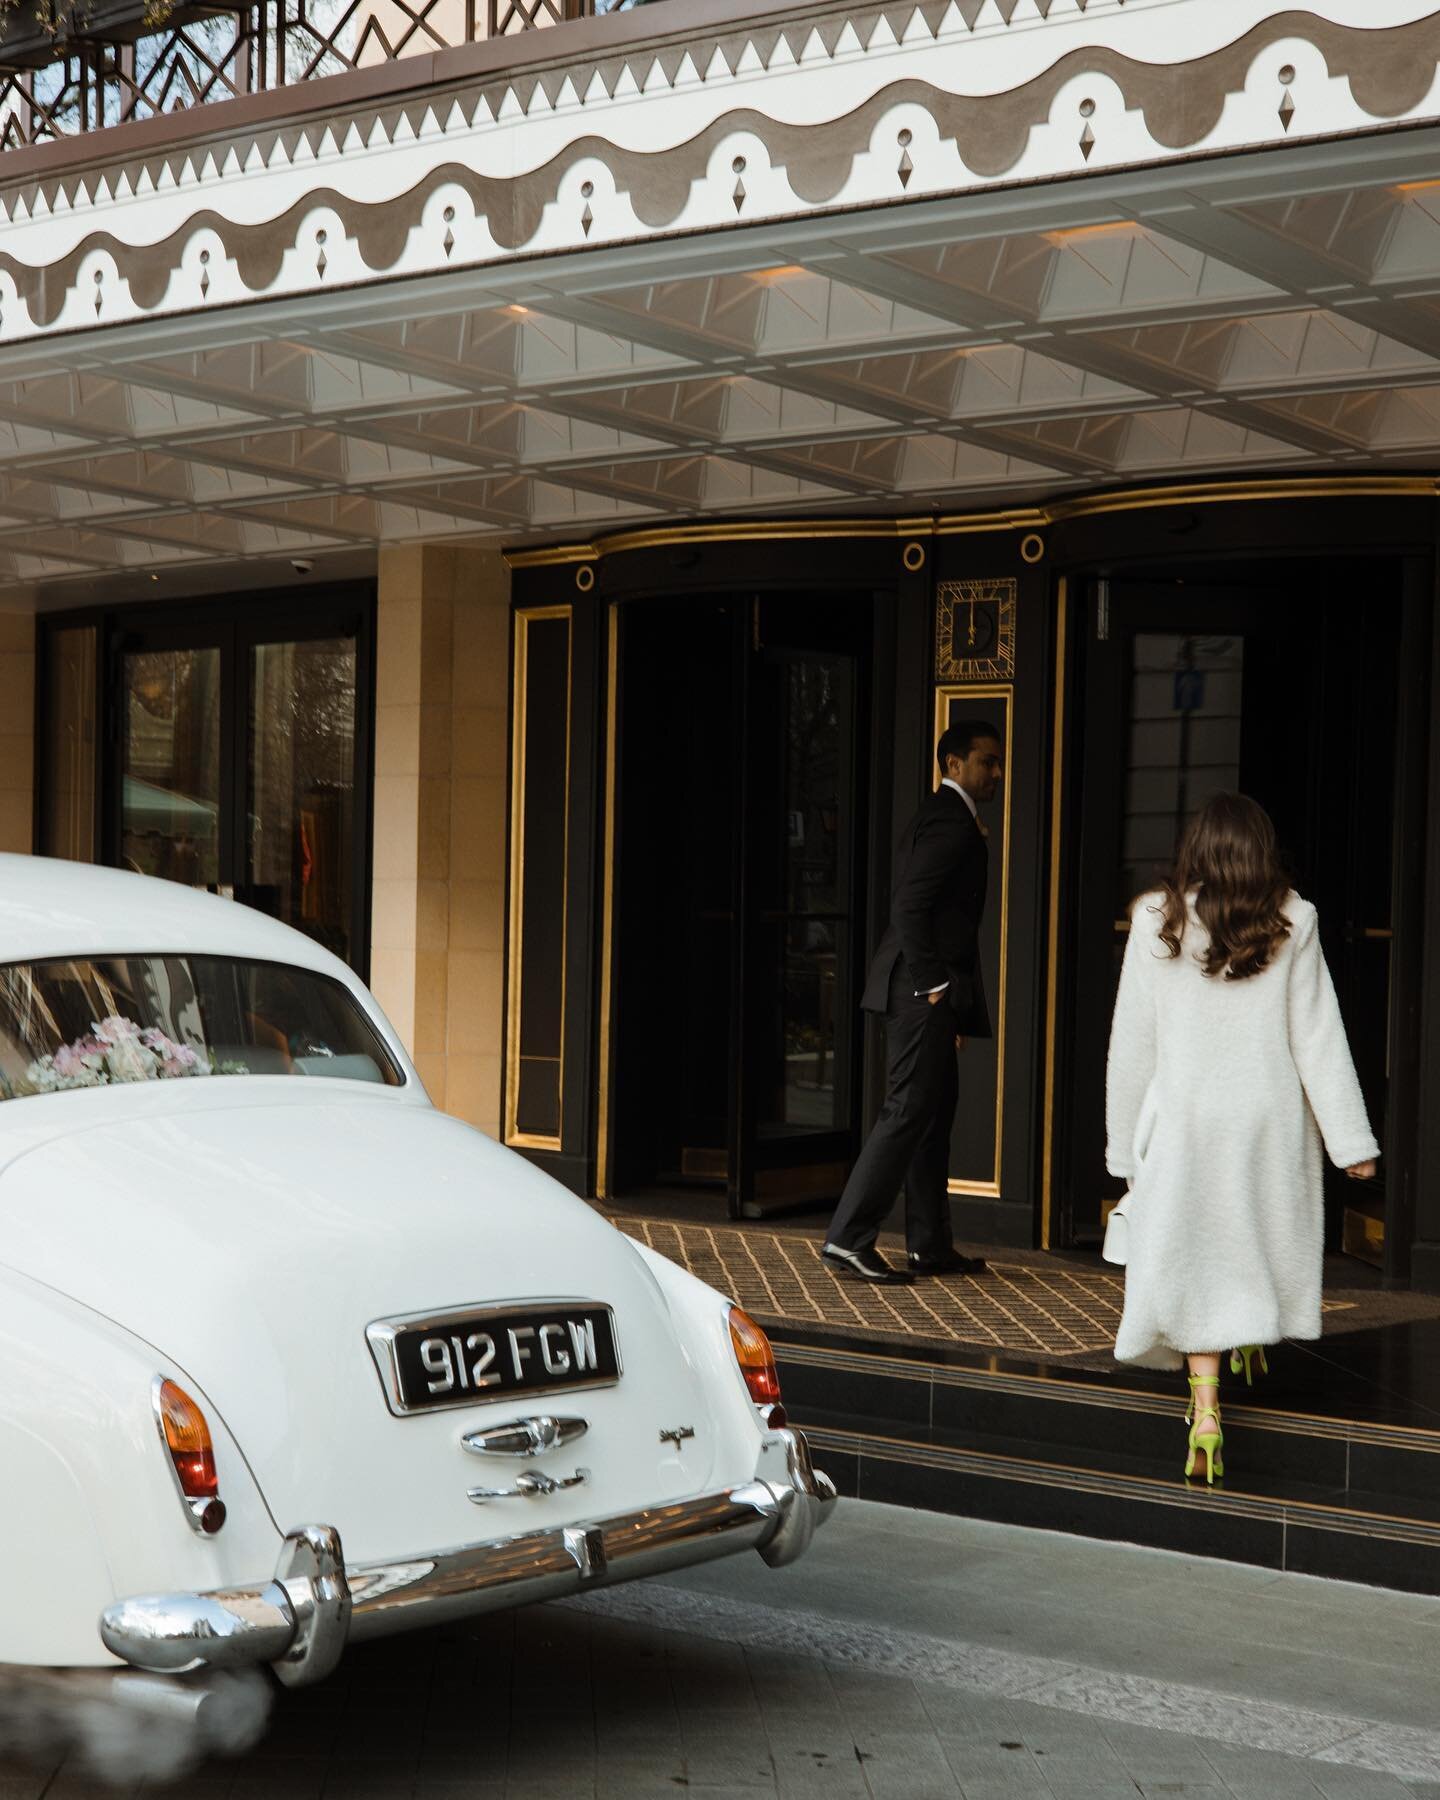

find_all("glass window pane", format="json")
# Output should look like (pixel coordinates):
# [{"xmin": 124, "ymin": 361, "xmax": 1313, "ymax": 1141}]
[
  {"xmin": 1120, "ymin": 633, "xmax": 1244, "ymax": 910},
  {"xmin": 122, "ymin": 648, "xmax": 222, "ymax": 887},
  {"xmin": 43, "ymin": 625, "xmax": 97, "ymax": 862},
  {"xmin": 777, "ymin": 919, "xmax": 845, "ymax": 1132},
  {"xmin": 758, "ymin": 650, "xmax": 855, "ymax": 1136},
  {"xmin": 781, "ymin": 657, "xmax": 848, "ymax": 916},
  {"xmin": 0, "ymin": 954, "xmax": 401, "ymax": 1101},
  {"xmin": 249, "ymin": 638, "xmax": 357, "ymax": 964}
]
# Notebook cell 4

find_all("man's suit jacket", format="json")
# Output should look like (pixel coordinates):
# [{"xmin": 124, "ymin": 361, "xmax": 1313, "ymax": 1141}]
[{"xmin": 861, "ymin": 783, "xmax": 992, "ymax": 1036}]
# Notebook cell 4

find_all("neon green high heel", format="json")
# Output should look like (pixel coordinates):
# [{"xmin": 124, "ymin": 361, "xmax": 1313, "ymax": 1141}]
[
  {"xmin": 1229, "ymin": 1344, "xmax": 1269, "ymax": 1386},
  {"xmin": 1185, "ymin": 1374, "xmax": 1224, "ymax": 1484}
]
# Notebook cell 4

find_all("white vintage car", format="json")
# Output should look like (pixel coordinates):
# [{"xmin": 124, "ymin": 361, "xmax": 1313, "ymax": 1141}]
[{"xmin": 0, "ymin": 856, "xmax": 833, "ymax": 1738}]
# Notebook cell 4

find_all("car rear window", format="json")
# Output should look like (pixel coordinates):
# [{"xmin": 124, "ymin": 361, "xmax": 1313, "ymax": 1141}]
[{"xmin": 0, "ymin": 955, "xmax": 403, "ymax": 1100}]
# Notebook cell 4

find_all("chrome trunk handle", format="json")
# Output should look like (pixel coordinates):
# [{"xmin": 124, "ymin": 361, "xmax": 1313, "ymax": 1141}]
[
  {"xmin": 461, "ymin": 1416, "xmax": 588, "ymax": 1458},
  {"xmin": 467, "ymin": 1468, "xmax": 590, "ymax": 1504}
]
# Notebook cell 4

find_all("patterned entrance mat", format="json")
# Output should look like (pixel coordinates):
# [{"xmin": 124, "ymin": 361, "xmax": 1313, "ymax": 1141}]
[
  {"xmin": 620, "ymin": 1217, "xmax": 1121, "ymax": 1357},
  {"xmin": 609, "ymin": 1215, "xmax": 1440, "ymax": 1362}
]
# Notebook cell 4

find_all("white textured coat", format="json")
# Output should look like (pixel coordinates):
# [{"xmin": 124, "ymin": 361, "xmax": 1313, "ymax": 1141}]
[{"xmin": 1106, "ymin": 893, "xmax": 1379, "ymax": 1370}]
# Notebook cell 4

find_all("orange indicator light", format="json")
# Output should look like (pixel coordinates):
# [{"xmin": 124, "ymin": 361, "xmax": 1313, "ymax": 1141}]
[
  {"xmin": 728, "ymin": 1306, "xmax": 782, "ymax": 1408},
  {"xmin": 156, "ymin": 1378, "xmax": 219, "ymax": 1500}
]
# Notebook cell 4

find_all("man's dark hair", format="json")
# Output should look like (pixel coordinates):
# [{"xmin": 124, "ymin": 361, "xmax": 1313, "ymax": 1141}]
[{"xmin": 936, "ymin": 720, "xmax": 1001, "ymax": 774}]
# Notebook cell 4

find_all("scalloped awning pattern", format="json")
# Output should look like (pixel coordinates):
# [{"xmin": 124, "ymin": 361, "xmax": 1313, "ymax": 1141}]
[{"xmin": 2, "ymin": 1, "xmax": 1440, "ymax": 597}]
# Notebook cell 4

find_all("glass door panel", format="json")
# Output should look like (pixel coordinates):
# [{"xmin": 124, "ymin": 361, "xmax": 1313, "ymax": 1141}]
[
  {"xmin": 732, "ymin": 595, "xmax": 868, "ymax": 1217},
  {"xmin": 108, "ymin": 600, "xmax": 370, "ymax": 977},
  {"xmin": 42, "ymin": 625, "xmax": 98, "ymax": 863},
  {"xmin": 247, "ymin": 637, "xmax": 359, "ymax": 964},
  {"xmin": 1064, "ymin": 576, "xmax": 1395, "ymax": 1257},
  {"xmin": 119, "ymin": 647, "xmax": 223, "ymax": 888},
  {"xmin": 758, "ymin": 653, "xmax": 854, "ymax": 1139},
  {"xmin": 1121, "ymin": 633, "xmax": 1244, "ymax": 911}
]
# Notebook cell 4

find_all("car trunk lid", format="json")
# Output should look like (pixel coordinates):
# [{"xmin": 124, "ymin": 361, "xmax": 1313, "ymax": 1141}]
[{"xmin": 0, "ymin": 1094, "xmax": 720, "ymax": 1562}]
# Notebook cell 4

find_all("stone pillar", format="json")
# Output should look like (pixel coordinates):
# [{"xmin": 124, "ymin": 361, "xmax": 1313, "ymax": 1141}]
[
  {"xmin": 0, "ymin": 613, "xmax": 35, "ymax": 854},
  {"xmin": 370, "ymin": 546, "xmax": 509, "ymax": 1136}
]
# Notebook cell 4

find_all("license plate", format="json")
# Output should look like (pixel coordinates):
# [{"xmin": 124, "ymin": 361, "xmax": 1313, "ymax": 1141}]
[{"xmin": 367, "ymin": 1301, "xmax": 620, "ymax": 1416}]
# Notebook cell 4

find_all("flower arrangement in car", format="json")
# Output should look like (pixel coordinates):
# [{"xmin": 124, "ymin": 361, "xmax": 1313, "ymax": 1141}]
[{"xmin": 25, "ymin": 1013, "xmax": 211, "ymax": 1092}]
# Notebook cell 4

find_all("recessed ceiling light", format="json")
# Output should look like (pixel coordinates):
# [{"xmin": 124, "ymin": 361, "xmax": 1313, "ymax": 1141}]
[{"xmin": 1044, "ymin": 222, "xmax": 1138, "ymax": 243}]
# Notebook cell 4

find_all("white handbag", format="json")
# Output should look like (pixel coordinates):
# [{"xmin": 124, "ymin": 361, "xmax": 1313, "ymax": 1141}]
[{"xmin": 1102, "ymin": 1193, "xmax": 1131, "ymax": 1266}]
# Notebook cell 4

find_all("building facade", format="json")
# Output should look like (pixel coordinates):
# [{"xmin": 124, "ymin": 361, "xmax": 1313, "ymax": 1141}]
[{"xmin": 5, "ymin": 0, "xmax": 1440, "ymax": 1287}]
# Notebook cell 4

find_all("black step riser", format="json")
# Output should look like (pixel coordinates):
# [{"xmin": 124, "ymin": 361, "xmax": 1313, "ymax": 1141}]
[
  {"xmin": 802, "ymin": 1428, "xmax": 1440, "ymax": 1598},
  {"xmin": 777, "ymin": 1346, "xmax": 1440, "ymax": 1504}
]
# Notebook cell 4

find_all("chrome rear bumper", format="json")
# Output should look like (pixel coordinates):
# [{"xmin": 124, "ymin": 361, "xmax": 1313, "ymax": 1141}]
[{"xmin": 100, "ymin": 1429, "xmax": 835, "ymax": 1686}]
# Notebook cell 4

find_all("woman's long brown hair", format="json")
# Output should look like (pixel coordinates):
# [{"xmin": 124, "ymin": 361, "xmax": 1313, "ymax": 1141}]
[{"xmin": 1156, "ymin": 793, "xmax": 1292, "ymax": 980}]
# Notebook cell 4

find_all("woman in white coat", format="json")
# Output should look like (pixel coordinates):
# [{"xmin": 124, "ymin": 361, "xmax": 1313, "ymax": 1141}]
[{"xmin": 1105, "ymin": 793, "xmax": 1378, "ymax": 1483}]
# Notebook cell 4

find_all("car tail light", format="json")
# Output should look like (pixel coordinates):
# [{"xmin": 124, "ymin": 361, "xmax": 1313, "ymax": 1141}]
[
  {"xmin": 728, "ymin": 1307, "xmax": 782, "ymax": 1411},
  {"xmin": 153, "ymin": 1377, "xmax": 226, "ymax": 1534}
]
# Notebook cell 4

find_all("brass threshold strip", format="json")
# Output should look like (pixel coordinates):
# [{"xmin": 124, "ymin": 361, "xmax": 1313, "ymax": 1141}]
[
  {"xmin": 776, "ymin": 1340, "xmax": 1440, "ymax": 1448},
  {"xmin": 505, "ymin": 476, "xmax": 1440, "ymax": 570},
  {"xmin": 805, "ymin": 1424, "xmax": 1440, "ymax": 1542}
]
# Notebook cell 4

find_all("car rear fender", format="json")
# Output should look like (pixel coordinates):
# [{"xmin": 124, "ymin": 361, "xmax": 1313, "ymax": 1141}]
[
  {"xmin": 628, "ymin": 1243, "xmax": 772, "ymax": 1481},
  {"xmin": 0, "ymin": 1269, "xmax": 281, "ymax": 1667}
]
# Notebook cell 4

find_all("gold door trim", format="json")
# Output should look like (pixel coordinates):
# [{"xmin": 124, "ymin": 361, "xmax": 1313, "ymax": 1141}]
[
  {"xmin": 934, "ymin": 685, "xmax": 1014, "ymax": 1201},
  {"xmin": 504, "ymin": 478, "xmax": 1440, "ymax": 571},
  {"xmin": 1043, "ymin": 474, "xmax": 1439, "ymax": 521},
  {"xmin": 1040, "ymin": 578, "xmax": 1069, "ymax": 1251},
  {"xmin": 505, "ymin": 604, "xmax": 572, "ymax": 1153},
  {"xmin": 595, "ymin": 603, "xmax": 620, "ymax": 1199},
  {"xmin": 505, "ymin": 513, "xmax": 1040, "ymax": 569}
]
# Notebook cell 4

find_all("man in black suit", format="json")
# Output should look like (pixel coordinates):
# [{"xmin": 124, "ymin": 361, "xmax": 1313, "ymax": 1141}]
[{"xmin": 822, "ymin": 721, "xmax": 1003, "ymax": 1284}]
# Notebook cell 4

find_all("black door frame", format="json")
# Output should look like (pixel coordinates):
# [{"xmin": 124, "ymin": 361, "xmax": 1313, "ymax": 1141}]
[
  {"xmin": 1048, "ymin": 544, "xmax": 1426, "ymax": 1279},
  {"xmin": 103, "ymin": 615, "xmax": 243, "ymax": 892},
  {"xmin": 729, "ymin": 592, "xmax": 873, "ymax": 1220},
  {"xmin": 38, "ymin": 582, "xmax": 376, "ymax": 980},
  {"xmin": 601, "ymin": 585, "xmax": 883, "ymax": 1216}
]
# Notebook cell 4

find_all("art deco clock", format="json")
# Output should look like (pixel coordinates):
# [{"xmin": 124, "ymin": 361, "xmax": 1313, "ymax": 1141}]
[{"xmin": 936, "ymin": 578, "xmax": 1017, "ymax": 683}]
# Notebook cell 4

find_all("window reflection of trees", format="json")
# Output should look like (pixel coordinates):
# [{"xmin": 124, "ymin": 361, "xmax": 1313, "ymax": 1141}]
[{"xmin": 123, "ymin": 650, "xmax": 222, "ymax": 888}]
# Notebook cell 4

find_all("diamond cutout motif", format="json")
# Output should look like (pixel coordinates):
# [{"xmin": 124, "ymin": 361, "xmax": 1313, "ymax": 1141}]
[
  {"xmin": 1279, "ymin": 91, "xmax": 1295, "ymax": 131},
  {"xmin": 899, "ymin": 148, "xmax": 913, "ymax": 189},
  {"xmin": 1079, "ymin": 123, "xmax": 1095, "ymax": 162}
]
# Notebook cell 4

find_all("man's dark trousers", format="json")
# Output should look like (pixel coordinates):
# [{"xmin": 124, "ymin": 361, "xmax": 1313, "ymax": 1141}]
[{"xmin": 826, "ymin": 965, "xmax": 960, "ymax": 1262}]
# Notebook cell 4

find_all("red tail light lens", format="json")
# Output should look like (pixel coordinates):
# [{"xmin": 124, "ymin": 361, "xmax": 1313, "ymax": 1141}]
[{"xmin": 728, "ymin": 1307, "xmax": 782, "ymax": 1408}]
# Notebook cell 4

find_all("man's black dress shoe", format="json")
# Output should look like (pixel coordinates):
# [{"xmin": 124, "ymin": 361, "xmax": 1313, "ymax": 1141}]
[
  {"xmin": 821, "ymin": 1243, "xmax": 914, "ymax": 1285},
  {"xmin": 909, "ymin": 1249, "xmax": 988, "ymax": 1277}
]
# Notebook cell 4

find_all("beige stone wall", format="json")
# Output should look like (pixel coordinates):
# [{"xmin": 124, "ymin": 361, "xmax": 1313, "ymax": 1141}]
[
  {"xmin": 0, "ymin": 613, "xmax": 35, "ymax": 854},
  {"xmin": 370, "ymin": 545, "xmax": 510, "ymax": 1136}
]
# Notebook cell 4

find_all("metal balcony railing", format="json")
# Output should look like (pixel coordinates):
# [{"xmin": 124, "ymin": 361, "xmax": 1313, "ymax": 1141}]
[{"xmin": 0, "ymin": 0, "xmax": 666, "ymax": 148}]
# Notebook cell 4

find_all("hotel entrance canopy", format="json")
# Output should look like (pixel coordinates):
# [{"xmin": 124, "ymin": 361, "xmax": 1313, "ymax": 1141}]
[{"xmin": 3, "ymin": 0, "xmax": 1440, "ymax": 601}]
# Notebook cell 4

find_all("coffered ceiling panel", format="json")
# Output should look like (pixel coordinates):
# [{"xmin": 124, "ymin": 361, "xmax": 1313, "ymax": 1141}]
[{"xmin": 9, "ymin": 116, "xmax": 1440, "ymax": 606}]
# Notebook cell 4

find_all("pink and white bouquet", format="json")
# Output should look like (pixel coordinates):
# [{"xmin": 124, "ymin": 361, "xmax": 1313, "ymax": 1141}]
[{"xmin": 26, "ymin": 1015, "xmax": 212, "ymax": 1093}]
